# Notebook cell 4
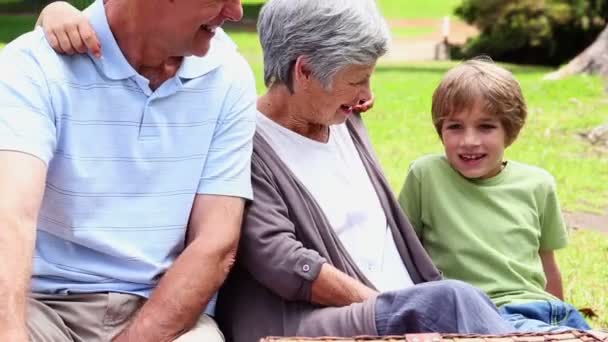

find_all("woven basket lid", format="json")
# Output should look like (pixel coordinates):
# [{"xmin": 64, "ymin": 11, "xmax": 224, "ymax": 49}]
[{"xmin": 260, "ymin": 330, "xmax": 608, "ymax": 342}]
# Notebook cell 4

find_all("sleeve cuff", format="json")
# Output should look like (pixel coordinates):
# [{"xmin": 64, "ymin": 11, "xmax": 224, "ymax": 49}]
[
  {"xmin": 0, "ymin": 141, "xmax": 53, "ymax": 165},
  {"xmin": 196, "ymin": 178, "xmax": 253, "ymax": 201}
]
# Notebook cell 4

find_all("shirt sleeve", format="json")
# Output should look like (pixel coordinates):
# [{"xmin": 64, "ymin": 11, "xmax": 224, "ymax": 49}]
[
  {"xmin": 539, "ymin": 176, "xmax": 569, "ymax": 251},
  {"xmin": 238, "ymin": 154, "xmax": 327, "ymax": 302},
  {"xmin": 0, "ymin": 39, "xmax": 57, "ymax": 164},
  {"xmin": 398, "ymin": 164, "xmax": 424, "ymax": 238},
  {"xmin": 196, "ymin": 55, "xmax": 257, "ymax": 200}
]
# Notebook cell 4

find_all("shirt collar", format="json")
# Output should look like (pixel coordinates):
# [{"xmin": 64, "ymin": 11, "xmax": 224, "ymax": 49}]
[
  {"xmin": 177, "ymin": 28, "xmax": 238, "ymax": 80},
  {"xmin": 87, "ymin": 0, "xmax": 137, "ymax": 80},
  {"xmin": 88, "ymin": 0, "xmax": 237, "ymax": 81}
]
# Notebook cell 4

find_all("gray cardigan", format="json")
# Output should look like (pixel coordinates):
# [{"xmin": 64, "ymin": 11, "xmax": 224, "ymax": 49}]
[{"xmin": 216, "ymin": 114, "xmax": 441, "ymax": 341}]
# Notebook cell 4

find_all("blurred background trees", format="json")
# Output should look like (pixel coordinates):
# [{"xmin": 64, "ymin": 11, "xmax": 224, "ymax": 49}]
[{"xmin": 454, "ymin": 0, "xmax": 608, "ymax": 66}]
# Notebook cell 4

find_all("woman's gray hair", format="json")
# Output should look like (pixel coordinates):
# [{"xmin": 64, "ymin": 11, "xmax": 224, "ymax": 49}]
[{"xmin": 257, "ymin": 0, "xmax": 391, "ymax": 92}]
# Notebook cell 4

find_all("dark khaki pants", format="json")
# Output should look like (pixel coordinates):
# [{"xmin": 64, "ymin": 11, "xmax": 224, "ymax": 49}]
[{"xmin": 27, "ymin": 293, "xmax": 223, "ymax": 342}]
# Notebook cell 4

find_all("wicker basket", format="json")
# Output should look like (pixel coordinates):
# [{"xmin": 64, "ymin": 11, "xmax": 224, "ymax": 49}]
[{"xmin": 260, "ymin": 330, "xmax": 608, "ymax": 342}]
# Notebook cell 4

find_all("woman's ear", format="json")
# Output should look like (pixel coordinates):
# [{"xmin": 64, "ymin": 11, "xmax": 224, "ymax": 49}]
[{"xmin": 293, "ymin": 56, "xmax": 312, "ymax": 89}]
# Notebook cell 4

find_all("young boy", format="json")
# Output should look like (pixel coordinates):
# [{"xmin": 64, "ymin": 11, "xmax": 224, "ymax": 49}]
[{"xmin": 398, "ymin": 59, "xmax": 590, "ymax": 332}]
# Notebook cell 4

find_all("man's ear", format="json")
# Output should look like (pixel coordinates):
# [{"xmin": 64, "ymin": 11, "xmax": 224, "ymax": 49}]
[{"xmin": 293, "ymin": 56, "xmax": 313, "ymax": 89}]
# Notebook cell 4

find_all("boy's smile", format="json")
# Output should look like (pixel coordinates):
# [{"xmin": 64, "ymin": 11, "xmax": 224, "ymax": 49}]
[{"xmin": 441, "ymin": 103, "xmax": 507, "ymax": 180}]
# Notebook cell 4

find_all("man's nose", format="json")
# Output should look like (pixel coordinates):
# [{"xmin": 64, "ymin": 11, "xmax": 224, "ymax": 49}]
[{"xmin": 222, "ymin": 0, "xmax": 244, "ymax": 22}]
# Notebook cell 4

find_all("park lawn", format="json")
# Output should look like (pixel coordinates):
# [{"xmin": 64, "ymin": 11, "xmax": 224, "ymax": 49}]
[
  {"xmin": 241, "ymin": 0, "xmax": 460, "ymax": 19},
  {"xmin": 391, "ymin": 26, "xmax": 436, "ymax": 38},
  {"xmin": 368, "ymin": 61, "xmax": 608, "ymax": 214},
  {"xmin": 0, "ymin": 14, "xmax": 36, "ymax": 45},
  {"xmin": 228, "ymin": 31, "xmax": 608, "ymax": 214},
  {"xmin": 367, "ymin": 63, "xmax": 608, "ymax": 326},
  {"xmin": 229, "ymin": 30, "xmax": 608, "ymax": 326},
  {"xmin": 558, "ymin": 229, "xmax": 608, "ymax": 327},
  {"xmin": 0, "ymin": 11, "xmax": 606, "ymax": 327},
  {"xmin": 377, "ymin": 0, "xmax": 461, "ymax": 19}
]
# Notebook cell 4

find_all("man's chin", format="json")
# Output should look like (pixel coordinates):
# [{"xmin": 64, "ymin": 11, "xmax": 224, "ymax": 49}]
[
  {"xmin": 189, "ymin": 42, "xmax": 211, "ymax": 58},
  {"xmin": 190, "ymin": 49, "xmax": 210, "ymax": 58}
]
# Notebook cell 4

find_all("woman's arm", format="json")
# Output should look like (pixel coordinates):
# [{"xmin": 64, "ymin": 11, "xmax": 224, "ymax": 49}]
[
  {"xmin": 311, "ymin": 263, "xmax": 378, "ymax": 306},
  {"xmin": 241, "ymin": 156, "xmax": 377, "ymax": 307},
  {"xmin": 36, "ymin": 1, "xmax": 101, "ymax": 57}
]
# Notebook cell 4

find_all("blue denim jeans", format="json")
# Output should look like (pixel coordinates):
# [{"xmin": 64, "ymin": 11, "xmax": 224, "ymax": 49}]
[
  {"xmin": 499, "ymin": 301, "xmax": 591, "ymax": 332},
  {"xmin": 375, "ymin": 280, "xmax": 513, "ymax": 335}
]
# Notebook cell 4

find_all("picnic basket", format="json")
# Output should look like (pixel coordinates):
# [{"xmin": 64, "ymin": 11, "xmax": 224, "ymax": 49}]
[{"xmin": 260, "ymin": 330, "xmax": 608, "ymax": 342}]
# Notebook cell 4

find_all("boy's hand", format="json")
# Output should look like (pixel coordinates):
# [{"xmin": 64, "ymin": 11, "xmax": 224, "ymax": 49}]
[{"xmin": 38, "ymin": 1, "xmax": 102, "ymax": 58}]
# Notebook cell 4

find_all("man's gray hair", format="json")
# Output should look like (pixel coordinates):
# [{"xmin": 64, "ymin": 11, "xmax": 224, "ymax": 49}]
[{"xmin": 257, "ymin": 0, "xmax": 391, "ymax": 91}]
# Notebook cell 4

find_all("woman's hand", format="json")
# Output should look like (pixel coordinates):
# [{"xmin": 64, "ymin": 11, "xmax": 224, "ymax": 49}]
[
  {"xmin": 37, "ymin": 1, "xmax": 101, "ymax": 58},
  {"xmin": 353, "ymin": 93, "xmax": 375, "ymax": 113}
]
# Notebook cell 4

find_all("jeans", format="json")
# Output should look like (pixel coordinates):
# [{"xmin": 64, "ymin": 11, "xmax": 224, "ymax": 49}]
[
  {"xmin": 375, "ymin": 280, "xmax": 513, "ymax": 335},
  {"xmin": 499, "ymin": 300, "xmax": 591, "ymax": 332}
]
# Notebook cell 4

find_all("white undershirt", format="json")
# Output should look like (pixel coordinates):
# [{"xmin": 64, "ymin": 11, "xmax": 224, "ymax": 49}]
[{"xmin": 256, "ymin": 112, "xmax": 413, "ymax": 292}]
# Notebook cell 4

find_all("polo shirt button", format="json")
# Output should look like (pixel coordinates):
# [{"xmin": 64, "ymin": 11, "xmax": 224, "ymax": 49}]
[{"xmin": 302, "ymin": 264, "xmax": 310, "ymax": 272}]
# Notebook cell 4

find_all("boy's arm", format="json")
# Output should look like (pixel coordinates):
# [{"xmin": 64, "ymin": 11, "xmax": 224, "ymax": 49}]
[
  {"xmin": 539, "ymin": 250, "xmax": 564, "ymax": 300},
  {"xmin": 538, "ymin": 176, "xmax": 567, "ymax": 300},
  {"xmin": 37, "ymin": 1, "xmax": 101, "ymax": 58},
  {"xmin": 398, "ymin": 167, "xmax": 423, "ymax": 237}
]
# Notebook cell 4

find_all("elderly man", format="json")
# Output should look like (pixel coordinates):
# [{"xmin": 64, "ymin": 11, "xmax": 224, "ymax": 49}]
[{"xmin": 0, "ymin": 0, "xmax": 256, "ymax": 341}]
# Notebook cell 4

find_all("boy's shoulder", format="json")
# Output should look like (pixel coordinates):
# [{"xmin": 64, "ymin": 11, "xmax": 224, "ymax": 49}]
[
  {"xmin": 505, "ymin": 160, "xmax": 558, "ymax": 192},
  {"xmin": 407, "ymin": 154, "xmax": 455, "ymax": 183},
  {"xmin": 507, "ymin": 160, "xmax": 555, "ymax": 181},
  {"xmin": 410, "ymin": 154, "xmax": 449, "ymax": 171}
]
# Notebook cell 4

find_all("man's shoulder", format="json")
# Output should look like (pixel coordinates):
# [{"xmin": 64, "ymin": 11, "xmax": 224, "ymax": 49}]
[
  {"xmin": 1, "ymin": 28, "xmax": 53, "ymax": 64},
  {"xmin": 185, "ymin": 29, "xmax": 254, "ymax": 84},
  {"xmin": 1, "ymin": 27, "xmax": 97, "ymax": 82},
  {"xmin": 216, "ymin": 44, "xmax": 254, "ymax": 82}
]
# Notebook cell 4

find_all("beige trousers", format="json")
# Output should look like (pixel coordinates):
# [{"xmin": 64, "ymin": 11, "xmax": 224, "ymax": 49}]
[{"xmin": 27, "ymin": 293, "xmax": 224, "ymax": 342}]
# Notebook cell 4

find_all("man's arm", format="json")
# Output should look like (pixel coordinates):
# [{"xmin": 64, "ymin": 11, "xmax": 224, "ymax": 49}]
[
  {"xmin": 0, "ymin": 152, "xmax": 48, "ymax": 341},
  {"xmin": 114, "ymin": 194, "xmax": 244, "ymax": 342},
  {"xmin": 540, "ymin": 250, "xmax": 564, "ymax": 300},
  {"xmin": 311, "ymin": 264, "xmax": 379, "ymax": 307}
]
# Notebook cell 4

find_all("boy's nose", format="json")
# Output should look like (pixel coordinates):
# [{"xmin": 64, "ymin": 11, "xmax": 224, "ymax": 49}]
[{"xmin": 462, "ymin": 130, "xmax": 480, "ymax": 146}]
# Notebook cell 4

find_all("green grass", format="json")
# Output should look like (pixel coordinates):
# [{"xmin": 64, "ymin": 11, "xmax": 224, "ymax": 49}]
[
  {"xmin": 367, "ymin": 61, "xmax": 608, "ymax": 214},
  {"xmin": 240, "ymin": 0, "xmax": 461, "ymax": 19},
  {"xmin": 0, "ymin": 3, "xmax": 606, "ymax": 327},
  {"xmin": 366, "ymin": 63, "xmax": 608, "ymax": 326},
  {"xmin": 558, "ymin": 229, "xmax": 608, "ymax": 327},
  {"xmin": 391, "ymin": 26, "xmax": 436, "ymax": 38},
  {"xmin": 0, "ymin": 14, "xmax": 36, "ymax": 45},
  {"xmin": 225, "ymin": 33, "xmax": 608, "ymax": 325},
  {"xmin": 378, "ymin": 0, "xmax": 461, "ymax": 19}
]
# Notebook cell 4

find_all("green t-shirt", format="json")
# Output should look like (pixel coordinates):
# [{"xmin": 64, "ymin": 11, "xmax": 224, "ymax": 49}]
[{"xmin": 398, "ymin": 154, "xmax": 568, "ymax": 307}]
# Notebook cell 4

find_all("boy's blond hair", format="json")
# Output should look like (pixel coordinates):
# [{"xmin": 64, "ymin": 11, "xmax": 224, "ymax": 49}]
[{"xmin": 431, "ymin": 58, "xmax": 527, "ymax": 145}]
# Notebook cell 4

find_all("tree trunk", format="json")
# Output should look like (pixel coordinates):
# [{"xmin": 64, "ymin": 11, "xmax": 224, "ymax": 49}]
[
  {"xmin": 584, "ymin": 123, "xmax": 608, "ymax": 146},
  {"xmin": 544, "ymin": 24, "xmax": 608, "ymax": 80}
]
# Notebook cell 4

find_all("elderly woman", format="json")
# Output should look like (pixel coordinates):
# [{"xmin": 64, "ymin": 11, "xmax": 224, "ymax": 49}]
[{"xmin": 38, "ymin": 0, "xmax": 512, "ymax": 340}]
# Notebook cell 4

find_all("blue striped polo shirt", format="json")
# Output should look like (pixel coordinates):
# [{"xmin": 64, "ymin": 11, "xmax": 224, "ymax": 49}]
[{"xmin": 0, "ymin": 0, "xmax": 256, "ymax": 314}]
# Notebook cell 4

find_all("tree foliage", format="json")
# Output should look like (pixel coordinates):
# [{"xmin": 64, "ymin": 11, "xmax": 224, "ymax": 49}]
[{"xmin": 455, "ymin": 0, "xmax": 608, "ymax": 66}]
